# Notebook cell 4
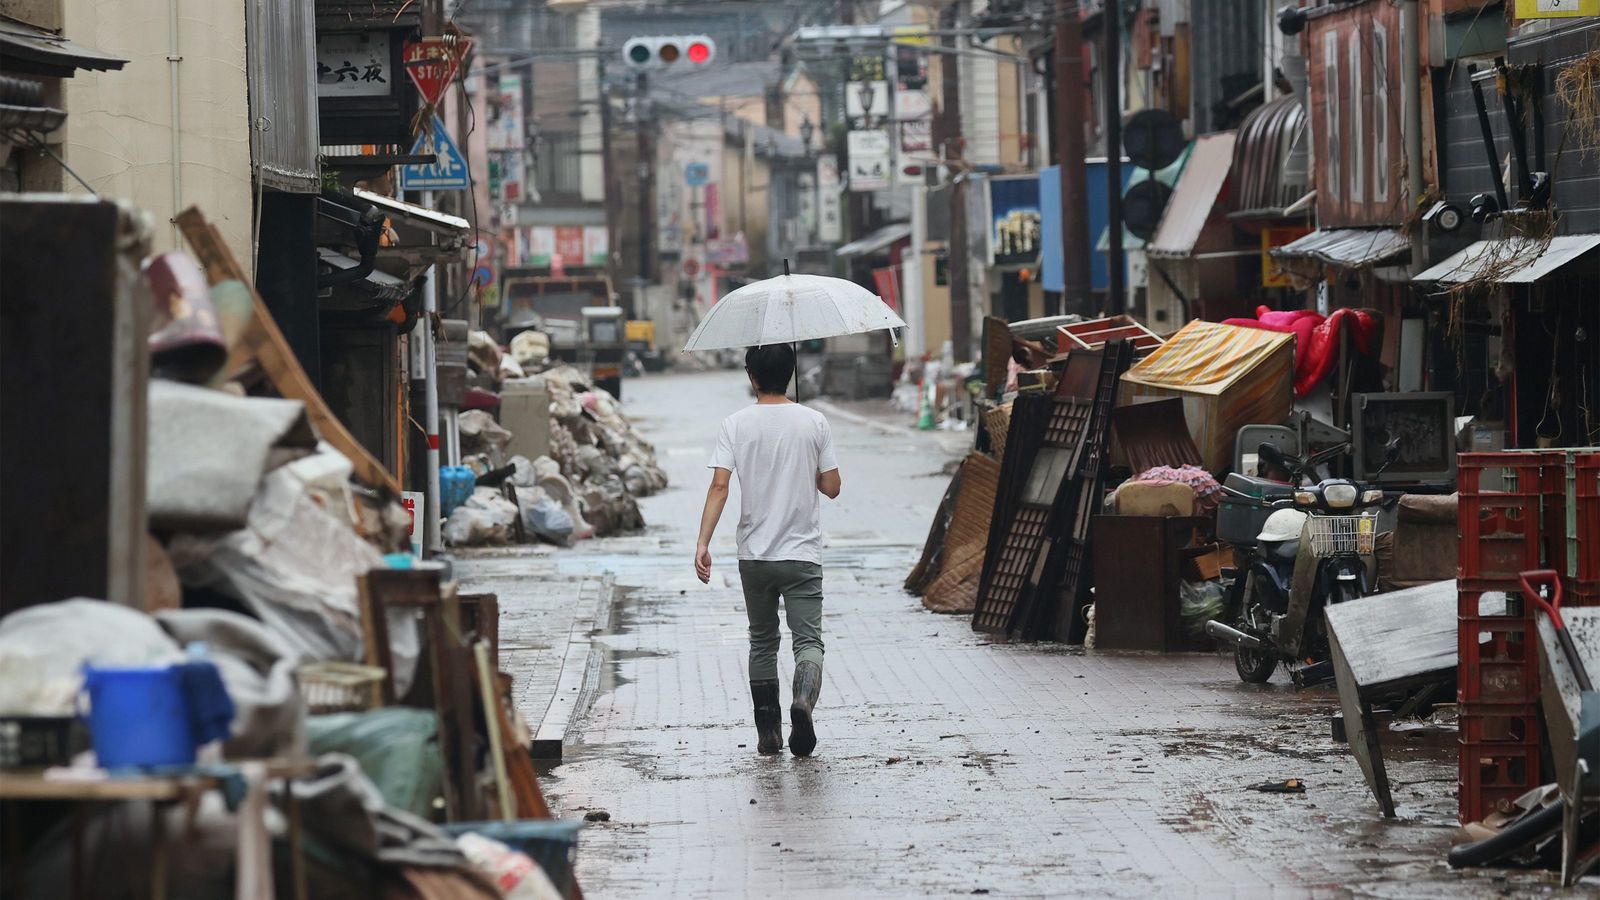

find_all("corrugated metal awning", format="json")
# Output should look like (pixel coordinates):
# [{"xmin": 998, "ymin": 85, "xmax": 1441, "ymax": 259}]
[
  {"xmin": 354, "ymin": 189, "xmax": 471, "ymax": 264},
  {"xmin": 1412, "ymin": 235, "xmax": 1600, "ymax": 285},
  {"xmin": 835, "ymin": 223, "xmax": 911, "ymax": 259},
  {"xmin": 0, "ymin": 17, "xmax": 125, "ymax": 76},
  {"xmin": 1269, "ymin": 228, "xmax": 1410, "ymax": 268},
  {"xmin": 1147, "ymin": 131, "xmax": 1236, "ymax": 257}
]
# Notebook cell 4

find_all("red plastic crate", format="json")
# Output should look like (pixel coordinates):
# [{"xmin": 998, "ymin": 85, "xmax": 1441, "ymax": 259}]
[
  {"xmin": 1457, "ymin": 703, "xmax": 1540, "ymax": 744},
  {"xmin": 1565, "ymin": 576, "xmax": 1600, "ymax": 608},
  {"xmin": 1458, "ymin": 454, "xmax": 1550, "ymax": 584},
  {"xmin": 1574, "ymin": 454, "xmax": 1599, "ymax": 583},
  {"xmin": 1458, "ymin": 611, "xmax": 1539, "ymax": 706},
  {"xmin": 1460, "ymin": 741, "xmax": 1542, "ymax": 823}
]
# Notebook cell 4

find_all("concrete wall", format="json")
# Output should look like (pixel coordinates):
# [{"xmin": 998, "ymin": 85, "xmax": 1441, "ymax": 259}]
[{"xmin": 63, "ymin": 0, "xmax": 254, "ymax": 270}]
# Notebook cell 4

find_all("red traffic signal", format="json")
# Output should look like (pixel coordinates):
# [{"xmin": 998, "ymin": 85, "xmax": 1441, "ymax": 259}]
[{"xmin": 622, "ymin": 36, "xmax": 716, "ymax": 70}]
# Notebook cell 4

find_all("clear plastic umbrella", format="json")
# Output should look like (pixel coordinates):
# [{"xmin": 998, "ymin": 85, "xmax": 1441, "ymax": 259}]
[{"xmin": 681, "ymin": 261, "xmax": 906, "ymax": 353}]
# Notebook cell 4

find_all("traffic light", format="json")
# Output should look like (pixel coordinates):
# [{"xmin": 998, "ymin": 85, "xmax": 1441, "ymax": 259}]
[{"xmin": 622, "ymin": 36, "xmax": 716, "ymax": 70}]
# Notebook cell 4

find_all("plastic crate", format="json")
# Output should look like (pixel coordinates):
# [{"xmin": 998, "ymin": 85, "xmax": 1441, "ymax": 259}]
[
  {"xmin": 1460, "ymin": 741, "xmax": 1542, "ymax": 823},
  {"xmin": 1458, "ymin": 454, "xmax": 1550, "ymax": 585},
  {"xmin": 1572, "ymin": 454, "xmax": 1600, "ymax": 584},
  {"xmin": 1458, "ymin": 611, "xmax": 1539, "ymax": 706},
  {"xmin": 1457, "ymin": 703, "xmax": 1540, "ymax": 744},
  {"xmin": 1565, "ymin": 576, "xmax": 1600, "ymax": 609}
]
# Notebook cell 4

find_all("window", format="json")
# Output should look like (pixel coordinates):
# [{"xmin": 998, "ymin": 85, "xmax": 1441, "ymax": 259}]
[
  {"xmin": 533, "ymin": 132, "xmax": 582, "ymax": 199},
  {"xmin": 1323, "ymin": 31, "xmax": 1341, "ymax": 202},
  {"xmin": 1372, "ymin": 23, "xmax": 1390, "ymax": 202},
  {"xmin": 1348, "ymin": 29, "xmax": 1365, "ymax": 205}
]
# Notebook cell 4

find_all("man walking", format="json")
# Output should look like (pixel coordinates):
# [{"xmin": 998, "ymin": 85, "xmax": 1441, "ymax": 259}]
[{"xmin": 695, "ymin": 344, "xmax": 841, "ymax": 757}]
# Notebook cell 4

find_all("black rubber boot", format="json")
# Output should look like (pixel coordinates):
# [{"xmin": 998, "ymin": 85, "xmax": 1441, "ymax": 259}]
[
  {"xmin": 788, "ymin": 660, "xmax": 822, "ymax": 757},
  {"xmin": 751, "ymin": 680, "xmax": 783, "ymax": 754}
]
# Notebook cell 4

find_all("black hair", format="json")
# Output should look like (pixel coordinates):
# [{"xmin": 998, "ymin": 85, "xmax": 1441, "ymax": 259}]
[{"xmin": 744, "ymin": 344, "xmax": 795, "ymax": 395}]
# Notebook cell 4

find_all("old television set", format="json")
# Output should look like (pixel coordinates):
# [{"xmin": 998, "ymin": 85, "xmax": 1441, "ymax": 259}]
[{"xmin": 1352, "ymin": 392, "xmax": 1456, "ymax": 486}]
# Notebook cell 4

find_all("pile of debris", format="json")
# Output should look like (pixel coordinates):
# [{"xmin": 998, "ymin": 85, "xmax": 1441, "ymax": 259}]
[
  {"xmin": 446, "ymin": 336, "xmax": 668, "ymax": 548},
  {"xmin": 0, "ymin": 206, "xmax": 585, "ymax": 899}
]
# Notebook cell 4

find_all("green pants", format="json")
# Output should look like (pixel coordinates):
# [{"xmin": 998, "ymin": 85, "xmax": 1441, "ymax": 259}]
[{"xmin": 738, "ymin": 560, "xmax": 824, "ymax": 682}]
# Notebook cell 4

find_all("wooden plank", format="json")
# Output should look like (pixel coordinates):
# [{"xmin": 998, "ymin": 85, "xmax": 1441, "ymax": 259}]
[
  {"xmin": 1330, "ymin": 624, "xmax": 1396, "ymax": 817},
  {"xmin": 1323, "ymin": 580, "xmax": 1493, "ymax": 692},
  {"xmin": 173, "ymin": 207, "xmax": 400, "ymax": 497},
  {"xmin": 0, "ymin": 774, "xmax": 198, "ymax": 802}
]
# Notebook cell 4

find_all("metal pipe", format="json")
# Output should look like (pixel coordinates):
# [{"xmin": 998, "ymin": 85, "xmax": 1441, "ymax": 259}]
[
  {"xmin": 1103, "ymin": 1, "xmax": 1123, "ymax": 315},
  {"xmin": 1402, "ymin": 0, "xmax": 1423, "ymax": 206},
  {"xmin": 167, "ymin": 0, "xmax": 183, "ymax": 245},
  {"xmin": 1205, "ymin": 620, "xmax": 1264, "ymax": 650},
  {"xmin": 1054, "ymin": 0, "xmax": 1092, "ymax": 316},
  {"xmin": 1500, "ymin": 75, "xmax": 1536, "ymax": 200},
  {"xmin": 422, "ymin": 192, "xmax": 443, "ymax": 556},
  {"xmin": 1468, "ymin": 65, "xmax": 1510, "ymax": 212},
  {"xmin": 940, "ymin": 3, "xmax": 972, "ymax": 360}
]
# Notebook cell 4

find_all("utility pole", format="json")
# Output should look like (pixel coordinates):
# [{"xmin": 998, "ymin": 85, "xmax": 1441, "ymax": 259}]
[
  {"xmin": 1054, "ymin": 0, "xmax": 1092, "ymax": 316},
  {"xmin": 1401, "ymin": 0, "xmax": 1424, "ymax": 210},
  {"xmin": 1103, "ymin": 0, "xmax": 1123, "ymax": 315},
  {"xmin": 941, "ymin": 1, "xmax": 971, "ymax": 361},
  {"xmin": 635, "ymin": 72, "xmax": 653, "ymax": 318}
]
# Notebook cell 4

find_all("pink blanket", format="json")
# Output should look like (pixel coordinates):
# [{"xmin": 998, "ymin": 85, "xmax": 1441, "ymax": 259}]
[{"xmin": 1222, "ymin": 306, "xmax": 1376, "ymax": 396}]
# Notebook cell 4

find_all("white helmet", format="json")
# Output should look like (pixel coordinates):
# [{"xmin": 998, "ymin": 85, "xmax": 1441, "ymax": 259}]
[{"xmin": 1257, "ymin": 508, "xmax": 1309, "ymax": 543}]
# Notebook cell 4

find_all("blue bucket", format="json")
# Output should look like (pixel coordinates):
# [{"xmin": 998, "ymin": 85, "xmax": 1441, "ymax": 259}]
[{"xmin": 81, "ymin": 662, "xmax": 233, "ymax": 769}]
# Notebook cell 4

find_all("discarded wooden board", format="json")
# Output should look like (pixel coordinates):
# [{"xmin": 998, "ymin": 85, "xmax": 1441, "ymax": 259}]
[
  {"xmin": 175, "ymin": 207, "xmax": 399, "ymax": 496},
  {"xmin": 1326, "ymin": 581, "xmax": 1508, "ymax": 817},
  {"xmin": 1537, "ymin": 608, "xmax": 1600, "ymax": 885},
  {"xmin": 1539, "ymin": 609, "xmax": 1600, "ymax": 804}
]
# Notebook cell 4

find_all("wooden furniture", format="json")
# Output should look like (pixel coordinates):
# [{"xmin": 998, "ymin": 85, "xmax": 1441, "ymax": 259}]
[
  {"xmin": 0, "ymin": 760, "xmax": 313, "ymax": 900},
  {"xmin": 358, "ymin": 566, "xmax": 481, "ymax": 822},
  {"xmin": 458, "ymin": 593, "xmax": 500, "ymax": 663},
  {"xmin": 1090, "ymin": 515, "xmax": 1209, "ymax": 652}
]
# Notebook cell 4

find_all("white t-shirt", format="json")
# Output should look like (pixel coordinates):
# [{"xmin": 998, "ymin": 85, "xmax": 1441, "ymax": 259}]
[{"xmin": 708, "ymin": 402, "xmax": 839, "ymax": 564}]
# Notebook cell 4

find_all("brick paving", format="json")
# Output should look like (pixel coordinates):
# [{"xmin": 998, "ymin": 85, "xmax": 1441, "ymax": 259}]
[{"xmin": 474, "ymin": 371, "xmax": 1565, "ymax": 897}]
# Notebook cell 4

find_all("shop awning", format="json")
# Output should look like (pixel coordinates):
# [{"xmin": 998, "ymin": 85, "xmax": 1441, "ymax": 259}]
[
  {"xmin": 1269, "ymin": 228, "xmax": 1410, "ymax": 269},
  {"xmin": 835, "ymin": 223, "xmax": 911, "ymax": 259},
  {"xmin": 353, "ymin": 188, "xmax": 471, "ymax": 265},
  {"xmin": 0, "ymin": 16, "xmax": 125, "ymax": 77},
  {"xmin": 1147, "ymin": 131, "xmax": 1236, "ymax": 258},
  {"xmin": 1412, "ymin": 234, "xmax": 1600, "ymax": 285}
]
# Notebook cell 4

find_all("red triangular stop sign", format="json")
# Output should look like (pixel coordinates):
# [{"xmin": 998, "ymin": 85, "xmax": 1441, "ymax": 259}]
[{"xmin": 404, "ymin": 38, "xmax": 459, "ymax": 107}]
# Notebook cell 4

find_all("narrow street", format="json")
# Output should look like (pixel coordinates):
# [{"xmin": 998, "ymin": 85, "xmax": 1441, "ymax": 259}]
[{"xmin": 469, "ymin": 370, "xmax": 1532, "ymax": 898}]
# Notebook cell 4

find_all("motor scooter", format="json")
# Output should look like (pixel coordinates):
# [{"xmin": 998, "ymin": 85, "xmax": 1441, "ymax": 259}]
[{"xmin": 1206, "ymin": 439, "xmax": 1401, "ymax": 685}]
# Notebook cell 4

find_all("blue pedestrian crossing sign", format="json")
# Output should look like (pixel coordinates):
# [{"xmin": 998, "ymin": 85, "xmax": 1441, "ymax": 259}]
[{"xmin": 400, "ymin": 116, "xmax": 470, "ymax": 191}]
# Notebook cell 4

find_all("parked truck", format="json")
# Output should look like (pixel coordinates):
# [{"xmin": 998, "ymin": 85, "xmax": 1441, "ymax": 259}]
[{"xmin": 499, "ymin": 268, "xmax": 626, "ymax": 398}]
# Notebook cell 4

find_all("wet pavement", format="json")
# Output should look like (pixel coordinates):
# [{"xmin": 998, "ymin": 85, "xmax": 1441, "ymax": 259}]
[{"xmin": 489, "ymin": 370, "xmax": 1570, "ymax": 897}]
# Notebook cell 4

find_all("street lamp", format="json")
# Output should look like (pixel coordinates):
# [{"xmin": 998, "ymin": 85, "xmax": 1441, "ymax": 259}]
[
  {"xmin": 856, "ymin": 81, "xmax": 877, "ymax": 129},
  {"xmin": 800, "ymin": 116, "xmax": 815, "ymax": 154}
]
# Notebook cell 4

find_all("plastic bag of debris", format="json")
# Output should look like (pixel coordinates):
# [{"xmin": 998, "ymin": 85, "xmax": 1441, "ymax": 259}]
[
  {"xmin": 1179, "ymin": 580, "xmax": 1226, "ymax": 641},
  {"xmin": 509, "ymin": 329, "xmax": 551, "ymax": 369},
  {"xmin": 520, "ymin": 492, "xmax": 575, "ymax": 546},
  {"xmin": 443, "ymin": 488, "xmax": 519, "ymax": 547},
  {"xmin": 169, "ymin": 467, "xmax": 420, "ymax": 697},
  {"xmin": 455, "ymin": 832, "xmax": 562, "ymax": 900},
  {"xmin": 459, "ymin": 411, "xmax": 513, "ymax": 467}
]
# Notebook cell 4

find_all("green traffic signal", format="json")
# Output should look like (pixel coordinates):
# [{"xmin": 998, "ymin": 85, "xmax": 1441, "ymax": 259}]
[{"xmin": 628, "ymin": 44, "xmax": 651, "ymax": 63}]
